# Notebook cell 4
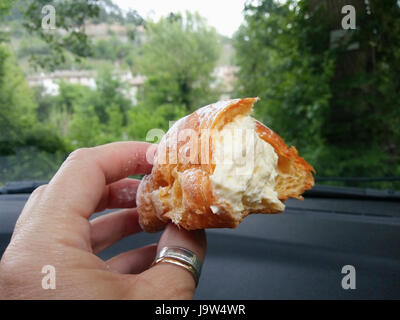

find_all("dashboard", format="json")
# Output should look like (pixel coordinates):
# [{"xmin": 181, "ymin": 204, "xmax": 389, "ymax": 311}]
[{"xmin": 1, "ymin": 187, "xmax": 400, "ymax": 299}]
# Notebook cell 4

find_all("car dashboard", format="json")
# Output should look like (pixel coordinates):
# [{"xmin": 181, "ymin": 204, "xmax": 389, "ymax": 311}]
[{"xmin": 1, "ymin": 184, "xmax": 399, "ymax": 299}]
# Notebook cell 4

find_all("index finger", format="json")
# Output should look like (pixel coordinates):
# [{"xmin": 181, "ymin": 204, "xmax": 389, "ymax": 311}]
[
  {"xmin": 45, "ymin": 142, "xmax": 157, "ymax": 219},
  {"xmin": 69, "ymin": 142, "xmax": 156, "ymax": 184}
]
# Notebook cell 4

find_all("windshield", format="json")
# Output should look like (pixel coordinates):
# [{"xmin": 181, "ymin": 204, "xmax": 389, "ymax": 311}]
[{"xmin": 0, "ymin": 0, "xmax": 399, "ymax": 192}]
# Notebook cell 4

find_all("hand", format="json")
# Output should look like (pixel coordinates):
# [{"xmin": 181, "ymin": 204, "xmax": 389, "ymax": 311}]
[{"xmin": 0, "ymin": 142, "xmax": 206, "ymax": 299}]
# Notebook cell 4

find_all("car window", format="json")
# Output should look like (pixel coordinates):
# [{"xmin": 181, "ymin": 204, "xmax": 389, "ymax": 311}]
[{"xmin": 0, "ymin": 0, "xmax": 399, "ymax": 192}]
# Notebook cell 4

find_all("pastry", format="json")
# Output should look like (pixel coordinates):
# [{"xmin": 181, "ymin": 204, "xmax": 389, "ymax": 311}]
[{"xmin": 136, "ymin": 98, "xmax": 315, "ymax": 232}]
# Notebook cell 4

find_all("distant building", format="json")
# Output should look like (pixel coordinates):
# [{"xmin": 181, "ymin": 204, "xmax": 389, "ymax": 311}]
[
  {"xmin": 27, "ymin": 70, "xmax": 145, "ymax": 105},
  {"xmin": 213, "ymin": 65, "xmax": 238, "ymax": 100},
  {"xmin": 119, "ymin": 72, "xmax": 146, "ymax": 105},
  {"xmin": 27, "ymin": 70, "xmax": 96, "ymax": 95},
  {"xmin": 27, "ymin": 65, "xmax": 236, "ymax": 104}
]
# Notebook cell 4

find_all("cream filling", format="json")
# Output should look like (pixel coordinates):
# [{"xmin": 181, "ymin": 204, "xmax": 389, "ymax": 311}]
[{"xmin": 209, "ymin": 115, "xmax": 284, "ymax": 217}]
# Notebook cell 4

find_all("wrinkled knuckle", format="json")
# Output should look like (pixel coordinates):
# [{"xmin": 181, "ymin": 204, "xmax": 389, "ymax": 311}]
[
  {"xmin": 32, "ymin": 184, "xmax": 47, "ymax": 196},
  {"xmin": 67, "ymin": 148, "xmax": 91, "ymax": 162}
]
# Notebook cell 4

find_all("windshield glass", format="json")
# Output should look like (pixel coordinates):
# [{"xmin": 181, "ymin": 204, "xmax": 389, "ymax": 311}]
[{"xmin": 0, "ymin": 0, "xmax": 399, "ymax": 191}]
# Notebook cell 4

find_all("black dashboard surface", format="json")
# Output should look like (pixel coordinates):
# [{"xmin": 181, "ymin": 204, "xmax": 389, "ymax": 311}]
[{"xmin": 1, "ymin": 191, "xmax": 400, "ymax": 299}]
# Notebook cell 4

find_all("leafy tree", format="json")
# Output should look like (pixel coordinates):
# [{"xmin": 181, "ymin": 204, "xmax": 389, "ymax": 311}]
[
  {"xmin": 93, "ymin": 68, "xmax": 131, "ymax": 124},
  {"xmin": 126, "ymin": 104, "xmax": 187, "ymax": 142},
  {"xmin": 0, "ymin": 45, "xmax": 37, "ymax": 155},
  {"xmin": 68, "ymin": 104, "xmax": 101, "ymax": 148},
  {"xmin": 0, "ymin": 0, "xmax": 14, "ymax": 14},
  {"xmin": 42, "ymin": 71, "xmax": 133, "ymax": 147},
  {"xmin": 234, "ymin": 0, "xmax": 400, "ymax": 188},
  {"xmin": 3, "ymin": 0, "xmax": 145, "ymax": 70},
  {"xmin": 55, "ymin": 81, "xmax": 92, "ymax": 114},
  {"xmin": 0, "ymin": 46, "xmax": 68, "ymax": 184},
  {"xmin": 0, "ymin": 0, "xmax": 15, "ymax": 41},
  {"xmin": 17, "ymin": 37, "xmax": 51, "ymax": 59},
  {"xmin": 103, "ymin": 103, "xmax": 124, "ymax": 142},
  {"xmin": 92, "ymin": 37, "xmax": 135, "ymax": 62},
  {"xmin": 138, "ymin": 12, "xmax": 221, "ymax": 112},
  {"xmin": 234, "ymin": 0, "xmax": 334, "ymax": 159},
  {"xmin": 0, "ymin": 0, "xmax": 138, "ymax": 184},
  {"xmin": 18, "ymin": 0, "xmax": 101, "ymax": 69},
  {"xmin": 0, "ymin": 146, "xmax": 67, "ymax": 183}
]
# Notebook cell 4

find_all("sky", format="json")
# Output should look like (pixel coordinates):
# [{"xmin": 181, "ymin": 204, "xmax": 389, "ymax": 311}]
[{"xmin": 115, "ymin": 0, "xmax": 248, "ymax": 37}]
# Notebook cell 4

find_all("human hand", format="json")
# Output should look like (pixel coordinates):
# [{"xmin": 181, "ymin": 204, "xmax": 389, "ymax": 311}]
[{"xmin": 0, "ymin": 142, "xmax": 206, "ymax": 299}]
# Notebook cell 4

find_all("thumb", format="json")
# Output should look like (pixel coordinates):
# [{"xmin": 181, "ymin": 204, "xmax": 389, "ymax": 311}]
[{"xmin": 136, "ymin": 224, "xmax": 206, "ymax": 299}]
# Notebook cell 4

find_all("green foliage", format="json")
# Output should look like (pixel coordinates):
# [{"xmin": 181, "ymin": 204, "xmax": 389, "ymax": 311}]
[
  {"xmin": 91, "ymin": 0, "xmax": 144, "ymax": 27},
  {"xmin": 0, "ymin": 0, "xmax": 15, "ymax": 13},
  {"xmin": 1, "ymin": 0, "xmax": 399, "ymax": 192},
  {"xmin": 17, "ymin": 0, "xmax": 101, "ymax": 69},
  {"xmin": 17, "ymin": 37, "xmax": 51, "ymax": 58},
  {"xmin": 138, "ymin": 12, "xmax": 221, "ymax": 112},
  {"xmin": 94, "ymin": 68, "xmax": 131, "ymax": 123},
  {"xmin": 92, "ymin": 37, "xmax": 133, "ymax": 62},
  {"xmin": 0, "ymin": 146, "xmax": 66, "ymax": 183},
  {"xmin": 121, "ymin": 12, "xmax": 223, "ymax": 146},
  {"xmin": 0, "ymin": 0, "xmax": 16, "ymax": 41},
  {"xmin": 0, "ymin": 45, "xmax": 68, "ymax": 184},
  {"xmin": 127, "ymin": 104, "xmax": 187, "ymax": 141},
  {"xmin": 39, "ymin": 71, "xmax": 132, "ymax": 148},
  {"xmin": 68, "ymin": 104, "xmax": 101, "ymax": 148},
  {"xmin": 234, "ymin": 0, "xmax": 334, "ymax": 154},
  {"xmin": 0, "ymin": 44, "xmax": 37, "ymax": 154},
  {"xmin": 55, "ymin": 81, "xmax": 91, "ymax": 114},
  {"xmin": 103, "ymin": 103, "xmax": 124, "ymax": 141},
  {"xmin": 1, "ymin": 0, "xmax": 145, "ymax": 71},
  {"xmin": 234, "ymin": 0, "xmax": 400, "ymax": 189}
]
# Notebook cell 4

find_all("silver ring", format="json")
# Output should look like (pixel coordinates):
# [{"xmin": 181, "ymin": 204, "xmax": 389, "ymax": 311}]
[{"xmin": 152, "ymin": 247, "xmax": 202, "ymax": 287}]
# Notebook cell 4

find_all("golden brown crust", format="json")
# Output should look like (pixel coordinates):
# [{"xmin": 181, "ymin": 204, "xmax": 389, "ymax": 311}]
[
  {"xmin": 255, "ymin": 121, "xmax": 315, "ymax": 201},
  {"xmin": 136, "ymin": 98, "xmax": 315, "ymax": 232}
]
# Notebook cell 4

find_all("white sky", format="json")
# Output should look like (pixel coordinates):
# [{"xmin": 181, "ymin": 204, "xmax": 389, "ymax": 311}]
[{"xmin": 114, "ymin": 0, "xmax": 248, "ymax": 37}]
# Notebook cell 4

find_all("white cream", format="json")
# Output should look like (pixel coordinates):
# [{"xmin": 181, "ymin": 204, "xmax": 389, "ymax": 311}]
[
  {"xmin": 210, "ymin": 115, "xmax": 284, "ymax": 216},
  {"xmin": 210, "ymin": 205, "xmax": 221, "ymax": 215}
]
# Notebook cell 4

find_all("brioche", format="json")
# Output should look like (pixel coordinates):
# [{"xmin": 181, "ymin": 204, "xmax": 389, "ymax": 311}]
[{"xmin": 136, "ymin": 98, "xmax": 315, "ymax": 232}]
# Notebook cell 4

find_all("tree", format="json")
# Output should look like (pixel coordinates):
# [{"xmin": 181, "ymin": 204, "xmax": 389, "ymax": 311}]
[
  {"xmin": 235, "ymin": 0, "xmax": 334, "ymax": 158},
  {"xmin": 41, "ymin": 70, "xmax": 133, "ymax": 148},
  {"xmin": 93, "ymin": 68, "xmax": 131, "ymax": 124},
  {"xmin": 0, "ymin": 0, "xmax": 15, "ymax": 42},
  {"xmin": 0, "ymin": 1, "xmax": 148, "ymax": 184},
  {"xmin": 68, "ymin": 104, "xmax": 101, "ymax": 148},
  {"xmin": 92, "ymin": 37, "xmax": 133, "ymax": 62},
  {"xmin": 126, "ymin": 103, "xmax": 186, "ymax": 142},
  {"xmin": 138, "ymin": 12, "xmax": 221, "ymax": 112},
  {"xmin": 17, "ymin": 0, "xmax": 101, "ymax": 69},
  {"xmin": 234, "ymin": 0, "xmax": 400, "ymax": 188},
  {"xmin": 0, "ymin": 45, "xmax": 68, "ymax": 184},
  {"xmin": 0, "ymin": 45, "xmax": 37, "ymax": 155}
]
